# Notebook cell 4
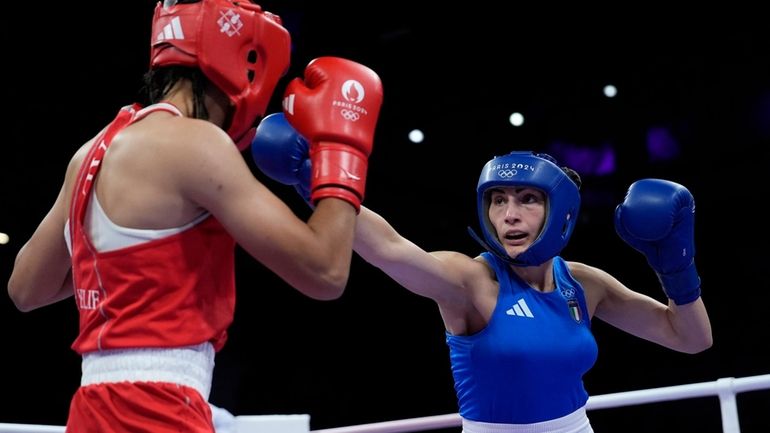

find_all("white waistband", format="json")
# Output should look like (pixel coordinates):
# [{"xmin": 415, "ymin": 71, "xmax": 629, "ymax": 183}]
[
  {"xmin": 462, "ymin": 407, "xmax": 593, "ymax": 433},
  {"xmin": 81, "ymin": 342, "xmax": 215, "ymax": 399}
]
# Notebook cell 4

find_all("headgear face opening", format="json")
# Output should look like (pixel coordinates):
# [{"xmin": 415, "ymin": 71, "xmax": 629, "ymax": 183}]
[
  {"xmin": 150, "ymin": 0, "xmax": 291, "ymax": 150},
  {"xmin": 474, "ymin": 151, "xmax": 581, "ymax": 266}
]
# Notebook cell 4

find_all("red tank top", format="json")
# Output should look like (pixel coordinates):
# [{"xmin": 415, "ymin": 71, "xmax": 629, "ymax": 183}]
[{"xmin": 69, "ymin": 104, "xmax": 236, "ymax": 354}]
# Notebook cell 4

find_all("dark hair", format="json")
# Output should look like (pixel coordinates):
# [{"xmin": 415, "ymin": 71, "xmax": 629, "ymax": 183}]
[
  {"xmin": 561, "ymin": 166, "xmax": 582, "ymax": 190},
  {"xmin": 141, "ymin": 66, "xmax": 209, "ymax": 120}
]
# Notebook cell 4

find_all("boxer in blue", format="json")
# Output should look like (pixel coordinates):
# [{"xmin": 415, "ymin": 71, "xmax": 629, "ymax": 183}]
[{"xmin": 250, "ymin": 114, "xmax": 713, "ymax": 433}]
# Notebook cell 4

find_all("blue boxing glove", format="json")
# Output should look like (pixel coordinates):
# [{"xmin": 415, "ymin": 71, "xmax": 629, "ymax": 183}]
[
  {"xmin": 614, "ymin": 179, "xmax": 701, "ymax": 305},
  {"xmin": 251, "ymin": 113, "xmax": 312, "ymax": 201}
]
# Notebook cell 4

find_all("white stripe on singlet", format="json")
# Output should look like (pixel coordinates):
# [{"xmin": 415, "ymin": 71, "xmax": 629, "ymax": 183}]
[
  {"xmin": 462, "ymin": 407, "xmax": 593, "ymax": 433},
  {"xmin": 64, "ymin": 170, "xmax": 209, "ymax": 254},
  {"xmin": 81, "ymin": 342, "xmax": 215, "ymax": 399}
]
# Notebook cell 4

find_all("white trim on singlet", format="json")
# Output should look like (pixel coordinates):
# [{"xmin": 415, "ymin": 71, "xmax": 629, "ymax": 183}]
[
  {"xmin": 81, "ymin": 342, "xmax": 215, "ymax": 399},
  {"xmin": 65, "ymin": 195, "xmax": 209, "ymax": 254},
  {"xmin": 462, "ymin": 407, "xmax": 593, "ymax": 433},
  {"xmin": 135, "ymin": 102, "xmax": 183, "ymax": 118}
]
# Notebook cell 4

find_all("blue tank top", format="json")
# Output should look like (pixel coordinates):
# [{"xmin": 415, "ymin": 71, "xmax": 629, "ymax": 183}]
[{"xmin": 446, "ymin": 253, "xmax": 598, "ymax": 424}]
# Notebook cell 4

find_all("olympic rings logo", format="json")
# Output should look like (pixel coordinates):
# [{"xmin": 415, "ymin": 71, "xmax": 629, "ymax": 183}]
[
  {"xmin": 341, "ymin": 109, "xmax": 360, "ymax": 121},
  {"xmin": 497, "ymin": 169, "xmax": 518, "ymax": 178}
]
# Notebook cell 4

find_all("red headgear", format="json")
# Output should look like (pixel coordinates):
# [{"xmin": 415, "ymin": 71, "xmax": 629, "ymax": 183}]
[{"xmin": 150, "ymin": 0, "xmax": 291, "ymax": 150}]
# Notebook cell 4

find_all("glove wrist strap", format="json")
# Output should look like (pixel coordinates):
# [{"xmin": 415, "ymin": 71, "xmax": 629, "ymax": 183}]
[
  {"xmin": 313, "ymin": 189, "xmax": 361, "ymax": 213},
  {"xmin": 657, "ymin": 261, "xmax": 701, "ymax": 305},
  {"xmin": 310, "ymin": 142, "xmax": 368, "ymax": 213}
]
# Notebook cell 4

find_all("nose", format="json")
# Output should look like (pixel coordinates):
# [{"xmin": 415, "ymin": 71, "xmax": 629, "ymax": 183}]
[{"xmin": 503, "ymin": 201, "xmax": 521, "ymax": 222}]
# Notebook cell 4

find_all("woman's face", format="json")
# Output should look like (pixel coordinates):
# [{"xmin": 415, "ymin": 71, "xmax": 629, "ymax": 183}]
[{"xmin": 487, "ymin": 186, "xmax": 546, "ymax": 259}]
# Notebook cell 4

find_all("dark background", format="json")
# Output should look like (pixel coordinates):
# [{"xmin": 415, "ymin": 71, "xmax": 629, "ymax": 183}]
[{"xmin": 1, "ymin": 2, "xmax": 769, "ymax": 432}]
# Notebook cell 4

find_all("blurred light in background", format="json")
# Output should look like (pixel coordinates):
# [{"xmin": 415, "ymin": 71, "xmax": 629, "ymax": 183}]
[
  {"xmin": 509, "ymin": 112, "xmax": 525, "ymax": 127},
  {"xmin": 408, "ymin": 129, "xmax": 425, "ymax": 144},
  {"xmin": 603, "ymin": 84, "xmax": 618, "ymax": 98},
  {"xmin": 646, "ymin": 126, "xmax": 680, "ymax": 162}
]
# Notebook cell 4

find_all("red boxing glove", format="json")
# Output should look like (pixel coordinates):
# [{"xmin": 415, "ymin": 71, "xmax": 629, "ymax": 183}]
[{"xmin": 282, "ymin": 57, "xmax": 383, "ymax": 212}]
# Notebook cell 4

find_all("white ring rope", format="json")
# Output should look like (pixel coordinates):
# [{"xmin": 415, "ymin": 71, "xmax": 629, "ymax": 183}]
[
  {"xmin": 312, "ymin": 413, "xmax": 462, "ymax": 433},
  {"xmin": 1, "ymin": 374, "xmax": 768, "ymax": 433}
]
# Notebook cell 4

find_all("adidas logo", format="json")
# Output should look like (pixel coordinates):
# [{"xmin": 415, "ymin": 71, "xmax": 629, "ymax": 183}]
[
  {"xmin": 506, "ymin": 298, "xmax": 534, "ymax": 318},
  {"xmin": 156, "ymin": 17, "xmax": 185, "ymax": 41},
  {"xmin": 283, "ymin": 94, "xmax": 295, "ymax": 115}
]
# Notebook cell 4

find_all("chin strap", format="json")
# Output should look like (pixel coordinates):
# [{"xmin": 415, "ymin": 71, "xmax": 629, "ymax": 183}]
[{"xmin": 467, "ymin": 226, "xmax": 525, "ymax": 266}]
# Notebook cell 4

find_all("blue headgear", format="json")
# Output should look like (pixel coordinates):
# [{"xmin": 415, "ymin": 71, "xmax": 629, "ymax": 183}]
[{"xmin": 468, "ymin": 151, "xmax": 581, "ymax": 266}]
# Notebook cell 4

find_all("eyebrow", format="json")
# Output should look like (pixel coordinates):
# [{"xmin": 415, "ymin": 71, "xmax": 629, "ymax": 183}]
[{"xmin": 489, "ymin": 187, "xmax": 530, "ymax": 194}]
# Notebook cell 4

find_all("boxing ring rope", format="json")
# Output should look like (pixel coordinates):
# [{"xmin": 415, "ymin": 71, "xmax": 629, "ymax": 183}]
[
  {"xmin": 1, "ymin": 374, "xmax": 768, "ymax": 433},
  {"xmin": 311, "ymin": 374, "xmax": 770, "ymax": 433}
]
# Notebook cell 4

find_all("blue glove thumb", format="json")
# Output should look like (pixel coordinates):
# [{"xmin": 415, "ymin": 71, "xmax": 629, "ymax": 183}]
[{"xmin": 251, "ymin": 113, "xmax": 312, "ymax": 202}]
